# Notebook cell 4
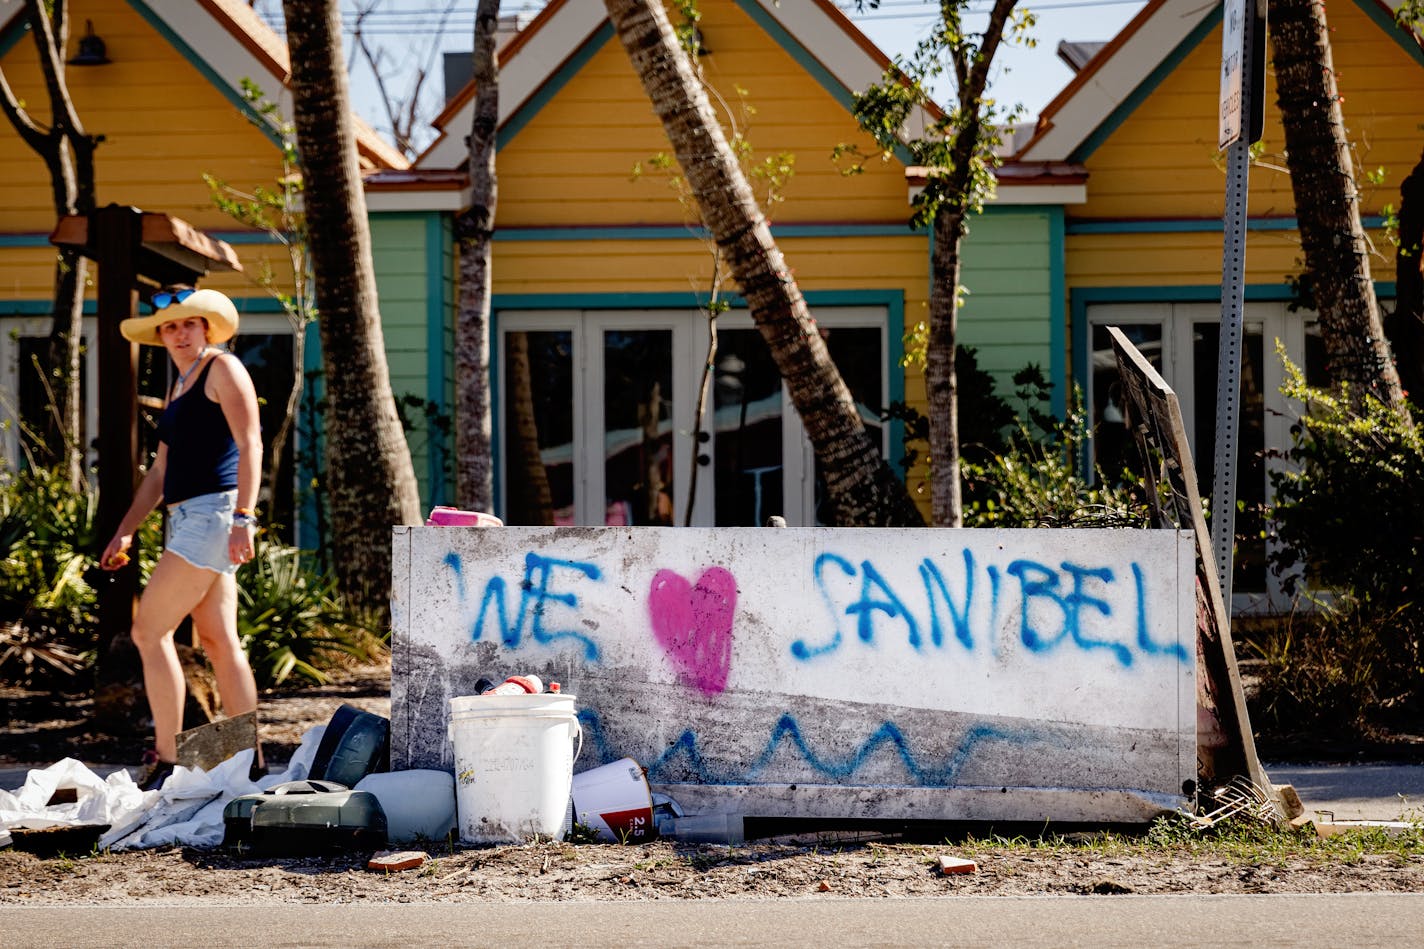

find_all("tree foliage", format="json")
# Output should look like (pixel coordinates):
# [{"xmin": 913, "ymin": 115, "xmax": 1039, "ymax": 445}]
[
  {"xmin": 0, "ymin": 0, "xmax": 99, "ymax": 488},
  {"xmin": 843, "ymin": 0, "xmax": 1034, "ymax": 526},
  {"xmin": 205, "ymin": 79, "xmax": 316, "ymax": 515}
]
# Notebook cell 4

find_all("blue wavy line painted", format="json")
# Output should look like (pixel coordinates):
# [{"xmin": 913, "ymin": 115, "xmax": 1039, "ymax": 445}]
[{"xmin": 575, "ymin": 708, "xmax": 1056, "ymax": 787}]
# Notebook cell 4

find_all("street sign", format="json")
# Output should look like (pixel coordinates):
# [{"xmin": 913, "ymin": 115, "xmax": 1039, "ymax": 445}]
[{"xmin": 1219, "ymin": 0, "xmax": 1247, "ymax": 149}]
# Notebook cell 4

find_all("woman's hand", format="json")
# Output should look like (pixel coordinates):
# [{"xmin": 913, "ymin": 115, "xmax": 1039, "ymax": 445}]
[
  {"xmin": 101, "ymin": 533, "xmax": 132, "ymax": 570},
  {"xmin": 229, "ymin": 520, "xmax": 256, "ymax": 565}
]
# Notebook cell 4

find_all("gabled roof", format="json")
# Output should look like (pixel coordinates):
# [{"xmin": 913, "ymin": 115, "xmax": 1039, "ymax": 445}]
[
  {"xmin": 1016, "ymin": 0, "xmax": 1424, "ymax": 164},
  {"xmin": 413, "ymin": 0, "xmax": 938, "ymax": 172},
  {"xmin": 1014, "ymin": 0, "xmax": 1216, "ymax": 163},
  {"xmin": 9, "ymin": 0, "xmax": 409, "ymax": 171}
]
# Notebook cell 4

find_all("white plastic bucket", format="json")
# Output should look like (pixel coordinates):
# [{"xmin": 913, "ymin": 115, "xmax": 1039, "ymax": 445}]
[
  {"xmin": 448, "ymin": 693, "xmax": 580, "ymax": 844},
  {"xmin": 571, "ymin": 757, "xmax": 656, "ymax": 843}
]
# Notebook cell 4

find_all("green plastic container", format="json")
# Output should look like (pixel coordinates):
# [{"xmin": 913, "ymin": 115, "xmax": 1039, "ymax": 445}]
[{"xmin": 223, "ymin": 779, "xmax": 387, "ymax": 853}]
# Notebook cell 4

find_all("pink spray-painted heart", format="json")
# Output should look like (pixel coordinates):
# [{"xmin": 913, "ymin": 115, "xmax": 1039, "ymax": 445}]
[{"xmin": 647, "ymin": 567, "xmax": 738, "ymax": 696}]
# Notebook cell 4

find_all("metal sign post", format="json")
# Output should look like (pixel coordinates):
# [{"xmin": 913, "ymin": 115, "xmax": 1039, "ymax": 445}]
[{"xmin": 1212, "ymin": 0, "xmax": 1266, "ymax": 611}]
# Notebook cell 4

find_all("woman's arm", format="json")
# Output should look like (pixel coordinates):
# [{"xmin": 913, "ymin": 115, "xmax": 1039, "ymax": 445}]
[
  {"xmin": 210, "ymin": 352, "xmax": 264, "ymax": 563},
  {"xmin": 101, "ymin": 445, "xmax": 167, "ymax": 569}
]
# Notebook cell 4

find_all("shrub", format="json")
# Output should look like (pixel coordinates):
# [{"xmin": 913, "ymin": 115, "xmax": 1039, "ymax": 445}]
[
  {"xmin": 1, "ymin": 461, "xmax": 382, "ymax": 691},
  {"xmin": 961, "ymin": 368, "xmax": 1149, "ymax": 529},
  {"xmin": 0, "ymin": 465, "xmax": 100, "ymax": 687},
  {"xmin": 1263, "ymin": 354, "xmax": 1424, "ymax": 727},
  {"xmin": 237, "ymin": 538, "xmax": 387, "ymax": 687}
]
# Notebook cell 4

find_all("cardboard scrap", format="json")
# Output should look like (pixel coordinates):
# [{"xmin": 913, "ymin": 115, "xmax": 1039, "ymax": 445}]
[
  {"xmin": 367, "ymin": 850, "xmax": 428, "ymax": 872},
  {"xmin": 938, "ymin": 855, "xmax": 978, "ymax": 875}
]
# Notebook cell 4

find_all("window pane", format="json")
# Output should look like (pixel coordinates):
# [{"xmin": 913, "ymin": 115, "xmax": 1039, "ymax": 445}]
[
  {"xmin": 1090, "ymin": 323, "xmax": 1160, "ymax": 477},
  {"xmin": 713, "ymin": 328, "xmax": 784, "ymax": 526},
  {"xmin": 230, "ymin": 333, "xmax": 296, "ymax": 542},
  {"xmin": 16, "ymin": 337, "xmax": 86, "ymax": 469},
  {"xmin": 603, "ymin": 329, "xmax": 673, "ymax": 526},
  {"xmin": 813, "ymin": 326, "xmax": 884, "ymax": 525},
  {"xmin": 1194, "ymin": 322, "xmax": 1267, "ymax": 593},
  {"xmin": 504, "ymin": 330, "xmax": 574, "ymax": 526}
]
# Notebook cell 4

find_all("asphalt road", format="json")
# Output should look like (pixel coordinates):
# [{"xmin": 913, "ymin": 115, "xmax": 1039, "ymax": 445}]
[
  {"xmin": 3, "ymin": 894, "xmax": 1423, "ymax": 948},
  {"xmin": 1266, "ymin": 763, "xmax": 1424, "ymax": 822}
]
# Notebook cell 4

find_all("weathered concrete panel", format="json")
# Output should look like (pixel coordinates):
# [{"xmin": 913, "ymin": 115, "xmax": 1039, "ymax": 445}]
[{"xmin": 391, "ymin": 527, "xmax": 1196, "ymax": 822}]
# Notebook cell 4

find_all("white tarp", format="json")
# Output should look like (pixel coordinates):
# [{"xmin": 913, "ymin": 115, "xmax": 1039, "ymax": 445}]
[{"xmin": 0, "ymin": 727, "xmax": 323, "ymax": 851}]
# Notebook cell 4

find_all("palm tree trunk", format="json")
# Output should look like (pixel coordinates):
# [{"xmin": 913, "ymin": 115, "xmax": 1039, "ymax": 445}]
[
  {"xmin": 1270, "ymin": 0, "xmax": 1409, "ymax": 417},
  {"xmin": 1386, "ymin": 149, "xmax": 1424, "ymax": 403},
  {"xmin": 283, "ymin": 0, "xmax": 423, "ymax": 618},
  {"xmin": 603, "ymin": 0, "xmax": 922, "ymax": 526}
]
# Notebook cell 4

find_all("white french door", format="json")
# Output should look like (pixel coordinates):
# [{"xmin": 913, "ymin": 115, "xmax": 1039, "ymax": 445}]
[
  {"xmin": 496, "ymin": 307, "xmax": 888, "ymax": 527},
  {"xmin": 1086, "ymin": 300, "xmax": 1327, "ymax": 610}
]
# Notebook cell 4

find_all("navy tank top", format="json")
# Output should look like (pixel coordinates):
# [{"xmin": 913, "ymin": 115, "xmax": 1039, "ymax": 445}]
[{"xmin": 156, "ymin": 354, "xmax": 240, "ymax": 505}]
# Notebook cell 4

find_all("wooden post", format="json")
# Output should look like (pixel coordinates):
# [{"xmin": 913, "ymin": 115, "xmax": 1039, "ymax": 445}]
[{"xmin": 92, "ymin": 204, "xmax": 143, "ymax": 655}]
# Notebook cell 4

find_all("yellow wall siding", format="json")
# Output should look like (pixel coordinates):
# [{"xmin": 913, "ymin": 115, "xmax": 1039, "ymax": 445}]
[
  {"xmin": 0, "ymin": 1, "xmax": 283, "ymax": 239},
  {"xmin": 1068, "ymin": 2, "xmax": 1420, "ymax": 299},
  {"xmin": 497, "ymin": 2, "xmax": 909, "ymax": 230},
  {"xmin": 1076, "ymin": 3, "xmax": 1421, "ymax": 249}
]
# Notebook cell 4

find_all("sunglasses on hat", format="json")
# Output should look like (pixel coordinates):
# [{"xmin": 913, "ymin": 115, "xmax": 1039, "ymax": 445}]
[{"xmin": 150, "ymin": 288, "xmax": 195, "ymax": 310}]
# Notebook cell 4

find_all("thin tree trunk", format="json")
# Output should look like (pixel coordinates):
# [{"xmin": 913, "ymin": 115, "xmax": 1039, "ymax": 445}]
[
  {"xmin": 603, "ymin": 0, "xmax": 922, "ymax": 527},
  {"xmin": 928, "ymin": 206, "xmax": 966, "ymax": 528},
  {"xmin": 283, "ymin": 0, "xmax": 422, "ymax": 618},
  {"xmin": 0, "ymin": 0, "xmax": 94, "ymax": 488},
  {"xmin": 454, "ymin": 0, "xmax": 501, "ymax": 513},
  {"xmin": 1270, "ymin": 0, "xmax": 1409, "ymax": 417}
]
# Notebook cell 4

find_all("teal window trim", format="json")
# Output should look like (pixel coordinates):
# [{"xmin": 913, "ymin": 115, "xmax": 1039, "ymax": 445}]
[
  {"xmin": 127, "ymin": 1, "xmax": 284, "ymax": 149},
  {"xmin": 0, "ymin": 14, "xmax": 26, "ymax": 57},
  {"xmin": 1049, "ymin": 205, "xmax": 1067, "ymax": 418},
  {"xmin": 424, "ymin": 212, "xmax": 449, "ymax": 507},
  {"xmin": 298, "ymin": 321, "xmax": 324, "ymax": 553},
  {"xmin": 1069, "ymin": 8, "xmax": 1222, "ymax": 165},
  {"xmin": 498, "ymin": 21, "xmax": 614, "ymax": 150},
  {"xmin": 1, "ymin": 295, "xmax": 284, "ymax": 316},
  {"xmin": 1068, "ymin": 216, "xmax": 1388, "ymax": 235}
]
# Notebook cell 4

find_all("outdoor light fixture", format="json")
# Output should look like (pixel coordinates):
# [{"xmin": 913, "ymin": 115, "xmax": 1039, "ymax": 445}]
[{"xmin": 68, "ymin": 21, "xmax": 110, "ymax": 67}]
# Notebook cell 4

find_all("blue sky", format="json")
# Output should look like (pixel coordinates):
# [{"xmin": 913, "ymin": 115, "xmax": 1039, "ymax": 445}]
[{"xmin": 252, "ymin": 1, "xmax": 1150, "ymax": 155}]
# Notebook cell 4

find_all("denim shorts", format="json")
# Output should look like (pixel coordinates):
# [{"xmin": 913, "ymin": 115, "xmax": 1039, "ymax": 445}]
[{"xmin": 166, "ymin": 490, "xmax": 238, "ymax": 575}]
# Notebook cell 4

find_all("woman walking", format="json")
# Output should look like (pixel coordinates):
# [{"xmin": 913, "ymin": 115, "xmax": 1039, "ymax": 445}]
[{"xmin": 101, "ymin": 288, "xmax": 264, "ymax": 789}]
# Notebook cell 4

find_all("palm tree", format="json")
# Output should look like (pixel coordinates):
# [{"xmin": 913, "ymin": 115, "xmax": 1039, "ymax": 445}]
[
  {"xmin": 1270, "ymin": 0, "xmax": 1409, "ymax": 417},
  {"xmin": 601, "ymin": 0, "xmax": 922, "ymax": 526},
  {"xmin": 282, "ymin": 0, "xmax": 422, "ymax": 616}
]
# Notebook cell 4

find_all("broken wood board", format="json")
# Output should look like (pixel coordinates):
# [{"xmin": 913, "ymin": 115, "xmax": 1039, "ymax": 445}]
[{"xmin": 175, "ymin": 711, "xmax": 257, "ymax": 772}]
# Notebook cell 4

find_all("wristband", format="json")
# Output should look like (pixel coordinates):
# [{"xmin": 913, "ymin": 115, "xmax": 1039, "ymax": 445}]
[
  {"xmin": 235, "ymin": 507, "xmax": 256, "ymax": 517},
  {"xmin": 232, "ymin": 513, "xmax": 257, "ymax": 527}
]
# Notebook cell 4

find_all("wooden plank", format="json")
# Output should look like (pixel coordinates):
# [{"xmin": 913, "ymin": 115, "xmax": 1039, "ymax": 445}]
[
  {"xmin": 1107, "ymin": 326, "xmax": 1270, "ymax": 798},
  {"xmin": 175, "ymin": 711, "xmax": 258, "ymax": 773}
]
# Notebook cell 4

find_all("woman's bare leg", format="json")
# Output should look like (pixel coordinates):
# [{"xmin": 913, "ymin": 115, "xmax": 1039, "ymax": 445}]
[
  {"xmin": 130, "ymin": 553, "xmax": 221, "ymax": 762},
  {"xmin": 191, "ymin": 571, "xmax": 264, "ymax": 767}
]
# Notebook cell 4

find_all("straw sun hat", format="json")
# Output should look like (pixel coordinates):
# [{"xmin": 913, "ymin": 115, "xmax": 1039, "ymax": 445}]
[{"xmin": 119, "ymin": 288, "xmax": 240, "ymax": 346}]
